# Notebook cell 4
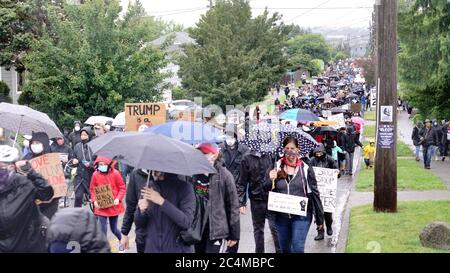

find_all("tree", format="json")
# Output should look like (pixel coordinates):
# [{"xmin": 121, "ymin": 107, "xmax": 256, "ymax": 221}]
[
  {"xmin": 21, "ymin": 0, "xmax": 169, "ymax": 128},
  {"xmin": 0, "ymin": 0, "xmax": 64, "ymax": 71},
  {"xmin": 355, "ymin": 57, "xmax": 375, "ymax": 87},
  {"xmin": 398, "ymin": 0, "xmax": 450, "ymax": 119},
  {"xmin": 0, "ymin": 81, "xmax": 12, "ymax": 103},
  {"xmin": 286, "ymin": 33, "xmax": 332, "ymax": 76},
  {"xmin": 177, "ymin": 0, "xmax": 292, "ymax": 108}
]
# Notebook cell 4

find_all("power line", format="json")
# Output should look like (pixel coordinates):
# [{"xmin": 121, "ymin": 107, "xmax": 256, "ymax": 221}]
[
  {"xmin": 152, "ymin": 7, "xmax": 208, "ymax": 17},
  {"xmin": 285, "ymin": 0, "xmax": 335, "ymax": 23},
  {"xmin": 252, "ymin": 7, "xmax": 373, "ymax": 10},
  {"xmin": 148, "ymin": 7, "xmax": 206, "ymax": 14}
]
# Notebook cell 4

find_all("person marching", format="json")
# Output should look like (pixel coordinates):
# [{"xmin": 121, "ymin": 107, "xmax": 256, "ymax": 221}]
[
  {"xmin": 266, "ymin": 137, "xmax": 324, "ymax": 253},
  {"xmin": 309, "ymin": 144, "xmax": 338, "ymax": 241},
  {"xmin": 89, "ymin": 156, "xmax": 126, "ymax": 252}
]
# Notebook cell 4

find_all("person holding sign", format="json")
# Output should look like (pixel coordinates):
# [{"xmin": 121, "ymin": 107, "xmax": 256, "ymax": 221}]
[
  {"xmin": 89, "ymin": 156, "xmax": 126, "ymax": 251},
  {"xmin": 22, "ymin": 132, "xmax": 61, "ymax": 220},
  {"xmin": 309, "ymin": 144, "xmax": 338, "ymax": 241},
  {"xmin": 266, "ymin": 137, "xmax": 324, "ymax": 253},
  {"xmin": 0, "ymin": 145, "xmax": 54, "ymax": 253}
]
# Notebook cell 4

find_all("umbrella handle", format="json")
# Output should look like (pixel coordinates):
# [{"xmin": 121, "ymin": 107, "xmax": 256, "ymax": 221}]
[{"xmin": 12, "ymin": 115, "xmax": 24, "ymax": 148}]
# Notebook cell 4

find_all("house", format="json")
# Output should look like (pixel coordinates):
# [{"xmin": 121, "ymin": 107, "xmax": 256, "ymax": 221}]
[
  {"xmin": 151, "ymin": 32, "xmax": 195, "ymax": 102},
  {"xmin": 0, "ymin": 66, "xmax": 23, "ymax": 104}
]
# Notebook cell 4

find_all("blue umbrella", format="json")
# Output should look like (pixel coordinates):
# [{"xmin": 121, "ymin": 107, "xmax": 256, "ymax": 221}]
[
  {"xmin": 144, "ymin": 121, "xmax": 225, "ymax": 144},
  {"xmin": 280, "ymin": 109, "xmax": 320, "ymax": 122}
]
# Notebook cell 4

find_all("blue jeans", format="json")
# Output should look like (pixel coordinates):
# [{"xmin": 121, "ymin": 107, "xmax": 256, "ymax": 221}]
[
  {"xmin": 423, "ymin": 145, "xmax": 433, "ymax": 168},
  {"xmin": 99, "ymin": 216, "xmax": 122, "ymax": 241},
  {"xmin": 415, "ymin": 145, "xmax": 420, "ymax": 158},
  {"xmin": 275, "ymin": 212, "xmax": 312, "ymax": 253}
]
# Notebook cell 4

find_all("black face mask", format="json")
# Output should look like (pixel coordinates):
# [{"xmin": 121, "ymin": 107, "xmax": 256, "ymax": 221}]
[{"xmin": 81, "ymin": 138, "xmax": 89, "ymax": 144}]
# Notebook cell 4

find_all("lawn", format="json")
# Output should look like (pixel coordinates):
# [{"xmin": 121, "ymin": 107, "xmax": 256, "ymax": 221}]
[
  {"xmin": 346, "ymin": 201, "xmax": 450, "ymax": 253},
  {"xmin": 355, "ymin": 158, "xmax": 447, "ymax": 192},
  {"xmin": 364, "ymin": 111, "xmax": 376, "ymax": 121},
  {"xmin": 363, "ymin": 125, "xmax": 375, "ymax": 140}
]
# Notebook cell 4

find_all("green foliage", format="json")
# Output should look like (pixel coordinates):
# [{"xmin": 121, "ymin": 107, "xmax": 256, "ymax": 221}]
[
  {"xmin": 0, "ymin": 81, "xmax": 12, "ymax": 103},
  {"xmin": 0, "ymin": 0, "xmax": 64, "ymax": 70},
  {"xmin": 286, "ymin": 33, "xmax": 332, "ymax": 75},
  {"xmin": 356, "ymin": 158, "xmax": 447, "ymax": 192},
  {"xmin": 398, "ymin": 0, "xmax": 450, "ymax": 120},
  {"xmin": 178, "ymin": 0, "xmax": 292, "ymax": 109},
  {"xmin": 21, "ymin": 0, "xmax": 169, "ymax": 128},
  {"xmin": 172, "ymin": 86, "xmax": 189, "ymax": 100},
  {"xmin": 354, "ymin": 57, "xmax": 375, "ymax": 87},
  {"xmin": 347, "ymin": 201, "xmax": 450, "ymax": 253}
]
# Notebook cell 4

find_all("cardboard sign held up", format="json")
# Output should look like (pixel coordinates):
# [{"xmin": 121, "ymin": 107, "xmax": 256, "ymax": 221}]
[
  {"xmin": 125, "ymin": 103, "xmax": 166, "ymax": 132},
  {"xmin": 351, "ymin": 103, "xmax": 362, "ymax": 113},
  {"xmin": 30, "ymin": 153, "xmax": 66, "ymax": 201},
  {"xmin": 313, "ymin": 167, "xmax": 339, "ymax": 213},
  {"xmin": 94, "ymin": 184, "xmax": 115, "ymax": 209},
  {"xmin": 268, "ymin": 191, "xmax": 308, "ymax": 216}
]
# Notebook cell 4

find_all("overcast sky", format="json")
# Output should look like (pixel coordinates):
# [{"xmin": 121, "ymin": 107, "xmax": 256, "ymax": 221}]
[{"xmin": 121, "ymin": 0, "xmax": 375, "ymax": 29}]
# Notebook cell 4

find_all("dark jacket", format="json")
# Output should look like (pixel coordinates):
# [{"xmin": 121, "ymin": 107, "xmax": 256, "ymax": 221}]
[
  {"xmin": 310, "ymin": 145, "xmax": 338, "ymax": 169},
  {"xmin": 47, "ymin": 208, "xmax": 111, "ymax": 253},
  {"xmin": 411, "ymin": 126, "xmax": 421, "ymax": 146},
  {"xmin": 264, "ymin": 161, "xmax": 324, "ymax": 225},
  {"xmin": 68, "ymin": 131, "xmax": 82, "ymax": 149},
  {"xmin": 121, "ymin": 169, "xmax": 149, "ymax": 241},
  {"xmin": 50, "ymin": 142, "xmax": 74, "ymax": 160},
  {"xmin": 22, "ymin": 132, "xmax": 59, "ymax": 220},
  {"xmin": 218, "ymin": 142, "xmax": 250, "ymax": 185},
  {"xmin": 134, "ymin": 174, "xmax": 196, "ymax": 253},
  {"xmin": 203, "ymin": 162, "xmax": 240, "ymax": 241},
  {"xmin": 73, "ymin": 127, "xmax": 95, "ymax": 187},
  {"xmin": 22, "ymin": 132, "xmax": 51, "ymax": 160},
  {"xmin": 420, "ymin": 127, "xmax": 439, "ymax": 147},
  {"xmin": 344, "ymin": 127, "xmax": 363, "ymax": 153},
  {"xmin": 237, "ymin": 151, "xmax": 275, "ymax": 206},
  {"xmin": 0, "ymin": 171, "xmax": 54, "ymax": 253}
]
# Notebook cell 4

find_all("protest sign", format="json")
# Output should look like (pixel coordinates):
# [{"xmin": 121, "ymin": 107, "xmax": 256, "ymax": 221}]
[
  {"xmin": 93, "ymin": 184, "xmax": 115, "ymax": 209},
  {"xmin": 30, "ymin": 153, "xmax": 66, "ymax": 200},
  {"xmin": 268, "ymin": 191, "xmax": 308, "ymax": 216},
  {"xmin": 328, "ymin": 113, "xmax": 346, "ymax": 129},
  {"xmin": 313, "ymin": 167, "xmax": 339, "ymax": 213},
  {"xmin": 125, "ymin": 103, "xmax": 166, "ymax": 132}
]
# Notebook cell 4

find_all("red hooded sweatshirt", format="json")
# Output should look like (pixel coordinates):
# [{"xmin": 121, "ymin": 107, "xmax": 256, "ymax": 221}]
[{"xmin": 89, "ymin": 156, "xmax": 126, "ymax": 217}]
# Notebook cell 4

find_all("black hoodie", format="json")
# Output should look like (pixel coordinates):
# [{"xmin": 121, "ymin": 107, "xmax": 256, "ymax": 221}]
[
  {"xmin": 309, "ymin": 145, "xmax": 338, "ymax": 169},
  {"xmin": 22, "ymin": 132, "xmax": 50, "ymax": 160}
]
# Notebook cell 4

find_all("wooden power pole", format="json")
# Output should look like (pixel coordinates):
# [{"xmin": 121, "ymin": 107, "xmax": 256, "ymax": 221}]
[{"xmin": 374, "ymin": 0, "xmax": 398, "ymax": 212}]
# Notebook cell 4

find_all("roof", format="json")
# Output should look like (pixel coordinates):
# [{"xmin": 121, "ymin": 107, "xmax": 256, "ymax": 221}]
[{"xmin": 151, "ymin": 32, "xmax": 195, "ymax": 53}]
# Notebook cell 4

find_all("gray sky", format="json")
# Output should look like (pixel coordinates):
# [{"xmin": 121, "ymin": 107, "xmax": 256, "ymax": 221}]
[{"xmin": 121, "ymin": 0, "xmax": 375, "ymax": 29}]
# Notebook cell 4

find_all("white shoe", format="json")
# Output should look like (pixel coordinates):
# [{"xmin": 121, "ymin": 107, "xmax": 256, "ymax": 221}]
[{"xmin": 118, "ymin": 244, "xmax": 125, "ymax": 253}]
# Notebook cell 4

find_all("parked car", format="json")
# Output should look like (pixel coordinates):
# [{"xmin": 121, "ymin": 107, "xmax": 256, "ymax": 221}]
[{"xmin": 168, "ymin": 99, "xmax": 202, "ymax": 119}]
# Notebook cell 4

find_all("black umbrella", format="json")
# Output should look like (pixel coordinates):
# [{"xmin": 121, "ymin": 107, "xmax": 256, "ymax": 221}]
[
  {"xmin": 313, "ymin": 126, "xmax": 338, "ymax": 135},
  {"xmin": 87, "ymin": 132, "xmax": 216, "ymax": 176}
]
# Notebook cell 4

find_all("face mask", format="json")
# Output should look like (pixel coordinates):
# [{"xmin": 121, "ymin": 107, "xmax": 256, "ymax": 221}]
[
  {"xmin": 97, "ymin": 165, "xmax": 108, "ymax": 173},
  {"xmin": 226, "ymin": 138, "xmax": 236, "ymax": 147},
  {"xmin": 105, "ymin": 125, "xmax": 111, "ymax": 131},
  {"xmin": 284, "ymin": 149, "xmax": 298, "ymax": 157},
  {"xmin": 75, "ymin": 126, "xmax": 81, "ymax": 132},
  {"xmin": 31, "ymin": 143, "xmax": 44, "ymax": 154}
]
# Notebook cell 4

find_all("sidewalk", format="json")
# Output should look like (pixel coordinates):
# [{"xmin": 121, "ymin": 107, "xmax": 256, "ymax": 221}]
[{"xmin": 336, "ymin": 111, "xmax": 450, "ymax": 253}]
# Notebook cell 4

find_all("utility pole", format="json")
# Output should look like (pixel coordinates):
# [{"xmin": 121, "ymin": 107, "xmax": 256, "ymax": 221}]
[{"xmin": 374, "ymin": 0, "xmax": 398, "ymax": 212}]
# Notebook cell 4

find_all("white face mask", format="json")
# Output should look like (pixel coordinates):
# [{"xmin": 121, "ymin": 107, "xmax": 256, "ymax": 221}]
[
  {"xmin": 225, "ymin": 138, "xmax": 236, "ymax": 147},
  {"xmin": 31, "ymin": 143, "xmax": 44, "ymax": 154},
  {"xmin": 105, "ymin": 125, "xmax": 111, "ymax": 131},
  {"xmin": 74, "ymin": 126, "xmax": 81, "ymax": 132}
]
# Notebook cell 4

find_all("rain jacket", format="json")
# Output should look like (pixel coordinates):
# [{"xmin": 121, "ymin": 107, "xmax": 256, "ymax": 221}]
[
  {"xmin": 73, "ymin": 127, "xmax": 95, "ymax": 188},
  {"xmin": 0, "ymin": 171, "xmax": 53, "ymax": 253},
  {"xmin": 134, "ymin": 174, "xmax": 196, "ymax": 253},
  {"xmin": 47, "ymin": 208, "xmax": 111, "ymax": 253},
  {"xmin": 89, "ymin": 156, "xmax": 126, "ymax": 217},
  {"xmin": 218, "ymin": 141, "xmax": 250, "ymax": 185}
]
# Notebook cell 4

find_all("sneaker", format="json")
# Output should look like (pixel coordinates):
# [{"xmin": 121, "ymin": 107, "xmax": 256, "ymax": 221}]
[
  {"xmin": 118, "ymin": 244, "xmax": 125, "ymax": 253},
  {"xmin": 442, "ymin": 157, "xmax": 446, "ymax": 162}
]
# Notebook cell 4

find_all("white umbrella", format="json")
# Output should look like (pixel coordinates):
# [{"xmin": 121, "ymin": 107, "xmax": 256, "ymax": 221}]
[
  {"xmin": 112, "ymin": 112, "xmax": 125, "ymax": 127},
  {"xmin": 0, "ymin": 103, "xmax": 62, "ymax": 145},
  {"xmin": 84, "ymin": 116, "xmax": 114, "ymax": 126}
]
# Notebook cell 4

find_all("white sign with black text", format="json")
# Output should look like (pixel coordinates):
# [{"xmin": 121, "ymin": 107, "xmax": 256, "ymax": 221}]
[
  {"xmin": 380, "ymin": 106, "xmax": 393, "ymax": 122},
  {"xmin": 268, "ymin": 191, "xmax": 308, "ymax": 216},
  {"xmin": 313, "ymin": 167, "xmax": 339, "ymax": 213}
]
